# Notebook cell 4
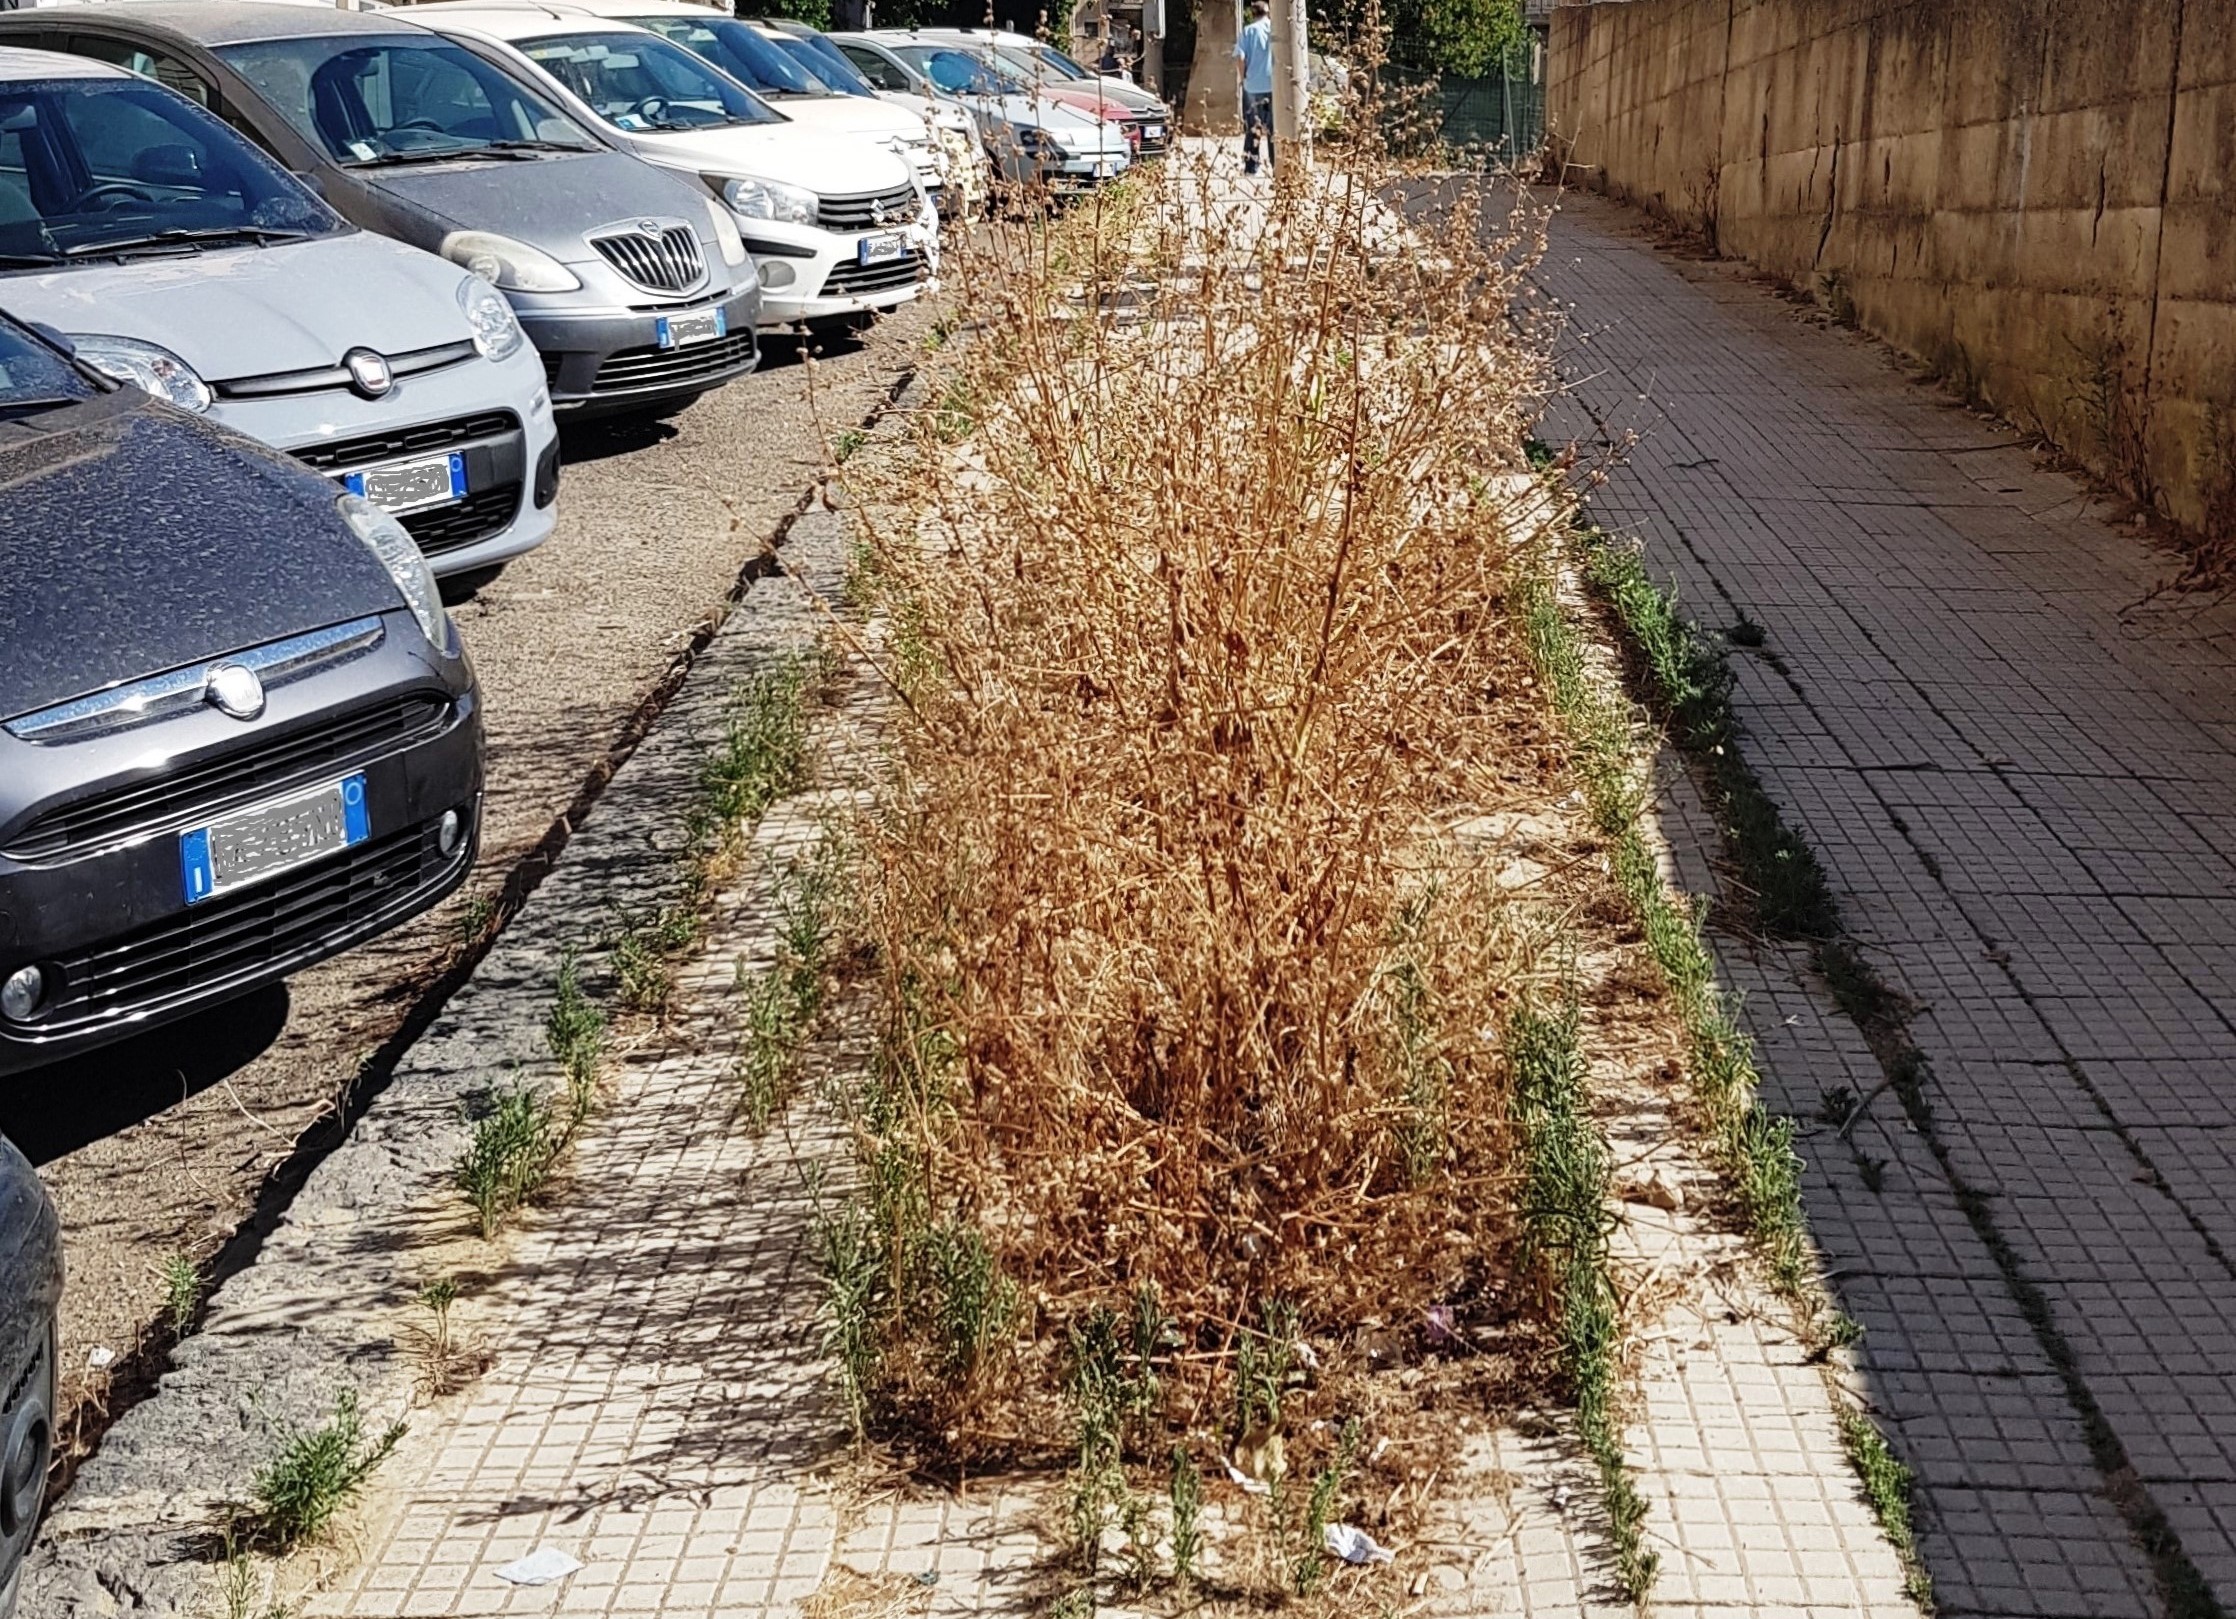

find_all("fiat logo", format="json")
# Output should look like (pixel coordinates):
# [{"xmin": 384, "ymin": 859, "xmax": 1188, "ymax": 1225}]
[
  {"xmin": 204, "ymin": 663, "xmax": 266, "ymax": 722},
  {"xmin": 343, "ymin": 347, "xmax": 394, "ymax": 399}
]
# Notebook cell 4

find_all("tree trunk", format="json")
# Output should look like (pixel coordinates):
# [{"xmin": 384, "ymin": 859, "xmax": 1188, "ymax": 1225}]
[{"xmin": 1182, "ymin": 0, "xmax": 1238, "ymax": 132}]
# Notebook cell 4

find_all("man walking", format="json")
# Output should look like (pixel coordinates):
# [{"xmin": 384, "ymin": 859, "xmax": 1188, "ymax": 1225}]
[{"xmin": 1233, "ymin": 0, "xmax": 1274, "ymax": 174}]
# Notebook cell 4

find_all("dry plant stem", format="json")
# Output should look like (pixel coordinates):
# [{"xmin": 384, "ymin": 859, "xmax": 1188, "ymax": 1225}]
[{"xmin": 835, "ymin": 140, "xmax": 1569, "ymax": 1461}]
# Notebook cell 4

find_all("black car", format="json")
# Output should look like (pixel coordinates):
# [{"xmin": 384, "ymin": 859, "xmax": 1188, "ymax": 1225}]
[
  {"xmin": 0, "ymin": 1132, "xmax": 58, "ymax": 1619},
  {"xmin": 0, "ymin": 313, "xmax": 483, "ymax": 1075}
]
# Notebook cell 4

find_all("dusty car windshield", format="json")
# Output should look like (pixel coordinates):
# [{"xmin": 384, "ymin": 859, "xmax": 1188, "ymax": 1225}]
[
  {"xmin": 520, "ymin": 32, "xmax": 781, "ymax": 130},
  {"xmin": 0, "ymin": 78, "xmax": 338, "ymax": 266},
  {"xmin": 627, "ymin": 16, "xmax": 823, "ymax": 98},
  {"xmin": 773, "ymin": 33, "xmax": 877, "ymax": 98},
  {"xmin": 0, "ymin": 319, "xmax": 97, "ymax": 414},
  {"xmin": 219, "ymin": 35, "xmax": 602, "ymax": 165},
  {"xmin": 1028, "ymin": 44, "xmax": 1092, "ymax": 79}
]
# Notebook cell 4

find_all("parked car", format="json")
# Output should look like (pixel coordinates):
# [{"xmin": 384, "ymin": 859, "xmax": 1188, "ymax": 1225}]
[
  {"xmin": 0, "ymin": 1133, "xmax": 58, "ymax": 1619},
  {"xmin": 0, "ymin": 309, "xmax": 482, "ymax": 1076},
  {"xmin": 920, "ymin": 28, "xmax": 1168, "ymax": 156},
  {"xmin": 0, "ymin": 48, "xmax": 557, "ymax": 584},
  {"xmin": 0, "ymin": 3, "xmax": 763, "ymax": 419},
  {"xmin": 749, "ymin": 17, "xmax": 986, "ymax": 214},
  {"xmin": 568, "ymin": 0, "xmax": 946, "ymax": 209},
  {"xmin": 413, "ymin": 7, "xmax": 934, "ymax": 330},
  {"xmin": 835, "ymin": 32, "xmax": 1128, "ymax": 193}
]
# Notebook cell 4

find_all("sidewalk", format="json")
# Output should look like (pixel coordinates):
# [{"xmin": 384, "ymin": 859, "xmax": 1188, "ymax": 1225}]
[{"xmin": 1539, "ymin": 191, "xmax": 2236, "ymax": 1616}]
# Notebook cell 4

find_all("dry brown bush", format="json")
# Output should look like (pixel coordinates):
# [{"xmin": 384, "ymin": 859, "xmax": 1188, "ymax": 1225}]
[{"xmin": 841, "ymin": 146, "xmax": 1561, "ymax": 1445}]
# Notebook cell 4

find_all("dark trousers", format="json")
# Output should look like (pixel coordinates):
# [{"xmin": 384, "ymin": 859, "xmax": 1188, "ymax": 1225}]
[{"xmin": 1242, "ymin": 91, "xmax": 1274, "ymax": 173}]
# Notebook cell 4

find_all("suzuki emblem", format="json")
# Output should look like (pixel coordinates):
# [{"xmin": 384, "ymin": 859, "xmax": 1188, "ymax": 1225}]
[
  {"xmin": 343, "ymin": 347, "xmax": 393, "ymax": 399},
  {"xmin": 204, "ymin": 663, "xmax": 266, "ymax": 722}
]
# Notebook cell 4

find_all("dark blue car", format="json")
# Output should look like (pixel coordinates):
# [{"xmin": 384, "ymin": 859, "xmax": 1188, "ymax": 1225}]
[{"xmin": 0, "ymin": 311, "xmax": 484, "ymax": 1075}]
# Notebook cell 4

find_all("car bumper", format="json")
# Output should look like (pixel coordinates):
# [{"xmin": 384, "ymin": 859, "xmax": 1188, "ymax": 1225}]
[
  {"xmin": 0, "ymin": 615, "xmax": 482, "ymax": 1077},
  {"xmin": 210, "ymin": 344, "xmax": 558, "ymax": 580},
  {"xmin": 520, "ymin": 286, "xmax": 762, "ymax": 418},
  {"xmin": 742, "ymin": 217, "xmax": 937, "ymax": 327}
]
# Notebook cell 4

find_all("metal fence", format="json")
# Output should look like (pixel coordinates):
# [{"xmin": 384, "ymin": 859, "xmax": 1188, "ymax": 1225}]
[{"xmin": 1409, "ymin": 59, "xmax": 1547, "ymax": 164}]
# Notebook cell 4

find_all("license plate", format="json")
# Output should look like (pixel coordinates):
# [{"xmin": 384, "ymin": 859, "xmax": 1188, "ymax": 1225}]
[
  {"xmin": 344, "ymin": 452, "xmax": 464, "ymax": 515},
  {"xmin": 656, "ymin": 307, "xmax": 726, "ymax": 348},
  {"xmin": 857, "ymin": 231, "xmax": 907, "ymax": 266},
  {"xmin": 1146, "ymin": 123, "xmax": 1165, "ymax": 139},
  {"xmin": 180, "ymin": 773, "xmax": 369, "ymax": 906}
]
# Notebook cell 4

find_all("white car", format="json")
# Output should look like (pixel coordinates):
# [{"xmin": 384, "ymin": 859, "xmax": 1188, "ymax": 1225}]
[
  {"xmin": 414, "ymin": 5, "xmax": 933, "ymax": 329},
  {"xmin": 0, "ymin": 47, "xmax": 556, "ymax": 583},
  {"xmin": 751, "ymin": 18, "xmax": 987, "ymax": 216},
  {"xmin": 563, "ymin": 0, "xmax": 946, "ymax": 206}
]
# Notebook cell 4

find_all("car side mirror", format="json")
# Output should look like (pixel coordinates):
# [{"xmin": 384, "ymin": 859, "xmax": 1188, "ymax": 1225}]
[
  {"xmin": 130, "ymin": 143, "xmax": 205, "ymax": 189},
  {"xmin": 290, "ymin": 168, "xmax": 328, "ymax": 199},
  {"xmin": 26, "ymin": 321, "xmax": 73, "ymax": 357}
]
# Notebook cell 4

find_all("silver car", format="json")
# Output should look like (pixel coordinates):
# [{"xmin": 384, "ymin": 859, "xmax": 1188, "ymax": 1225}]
[
  {"xmin": 0, "ymin": 47, "xmax": 557, "ymax": 584},
  {"xmin": 0, "ymin": 3, "xmax": 763, "ymax": 418}
]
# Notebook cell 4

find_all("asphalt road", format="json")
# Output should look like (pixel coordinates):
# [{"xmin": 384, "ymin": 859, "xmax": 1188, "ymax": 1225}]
[{"xmin": 7, "ymin": 302, "xmax": 935, "ymax": 1471}]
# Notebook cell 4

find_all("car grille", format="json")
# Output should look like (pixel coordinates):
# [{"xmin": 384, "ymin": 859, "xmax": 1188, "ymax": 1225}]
[
  {"xmin": 402, "ymin": 483, "xmax": 523, "ymax": 557},
  {"xmin": 591, "ymin": 333, "xmax": 757, "ymax": 394},
  {"xmin": 817, "ymin": 182, "xmax": 919, "ymax": 232},
  {"xmin": 292, "ymin": 412, "xmax": 520, "ymax": 475},
  {"xmin": 38, "ymin": 820, "xmax": 458, "ymax": 1035},
  {"xmin": 820, "ymin": 250, "xmax": 928, "ymax": 298},
  {"xmin": 590, "ymin": 225, "xmax": 708, "ymax": 295},
  {"xmin": 2, "ymin": 695, "xmax": 452, "ymax": 864}
]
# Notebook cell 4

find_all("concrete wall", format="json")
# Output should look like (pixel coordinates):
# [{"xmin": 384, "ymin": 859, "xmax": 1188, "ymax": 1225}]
[{"xmin": 1548, "ymin": 0, "xmax": 2236, "ymax": 533}]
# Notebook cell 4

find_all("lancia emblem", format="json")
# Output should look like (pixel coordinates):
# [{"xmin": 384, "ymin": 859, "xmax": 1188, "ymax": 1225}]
[
  {"xmin": 637, "ymin": 219, "xmax": 661, "ymax": 234},
  {"xmin": 343, "ymin": 347, "xmax": 393, "ymax": 399},
  {"xmin": 204, "ymin": 663, "xmax": 266, "ymax": 722}
]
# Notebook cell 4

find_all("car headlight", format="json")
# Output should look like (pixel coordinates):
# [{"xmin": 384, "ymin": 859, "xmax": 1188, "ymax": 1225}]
[
  {"xmin": 68, "ymin": 334, "xmax": 210, "ymax": 413},
  {"xmin": 457, "ymin": 275, "xmax": 526, "ymax": 364},
  {"xmin": 440, "ymin": 229, "xmax": 581, "ymax": 293},
  {"xmin": 338, "ymin": 493, "xmax": 451, "ymax": 651},
  {"xmin": 715, "ymin": 173, "xmax": 818, "ymax": 226},
  {"xmin": 703, "ymin": 197, "xmax": 749, "ymax": 267}
]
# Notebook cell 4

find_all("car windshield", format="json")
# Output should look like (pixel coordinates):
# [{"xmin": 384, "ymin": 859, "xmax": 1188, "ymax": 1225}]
[
  {"xmin": 777, "ymin": 32, "xmax": 878, "ymax": 98},
  {"xmin": 895, "ymin": 46, "xmax": 1022, "ymax": 97},
  {"xmin": 218, "ymin": 34, "xmax": 602, "ymax": 166},
  {"xmin": 627, "ymin": 16, "xmax": 825, "ymax": 98},
  {"xmin": 520, "ymin": 30, "xmax": 781, "ymax": 129},
  {"xmin": 0, "ymin": 77, "xmax": 338, "ymax": 266},
  {"xmin": 0, "ymin": 317, "xmax": 98, "ymax": 417},
  {"xmin": 1029, "ymin": 44, "xmax": 1093, "ymax": 80}
]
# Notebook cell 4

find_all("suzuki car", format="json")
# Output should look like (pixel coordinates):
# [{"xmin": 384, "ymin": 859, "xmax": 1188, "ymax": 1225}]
[
  {"xmin": 415, "ymin": 6, "xmax": 932, "ymax": 330},
  {"xmin": 0, "ymin": 1132, "xmax": 58, "ymax": 1619},
  {"xmin": 750, "ymin": 18, "xmax": 985, "ymax": 214},
  {"xmin": 566, "ymin": 0, "xmax": 946, "ymax": 210},
  {"xmin": 0, "ymin": 310, "xmax": 483, "ymax": 1076},
  {"xmin": 0, "ymin": 49, "xmax": 557, "ymax": 582},
  {"xmin": 0, "ymin": 3, "xmax": 762, "ymax": 418}
]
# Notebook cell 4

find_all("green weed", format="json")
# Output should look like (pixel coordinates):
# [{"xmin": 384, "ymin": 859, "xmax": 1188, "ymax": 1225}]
[
  {"xmin": 545, "ymin": 948, "xmax": 607, "ymax": 1124},
  {"xmin": 248, "ymin": 1390, "xmax": 405, "ymax": 1550},
  {"xmin": 455, "ymin": 1086, "xmax": 557, "ymax": 1240},
  {"xmin": 160, "ymin": 1251, "xmax": 202, "ymax": 1339},
  {"xmin": 1168, "ymin": 1446, "xmax": 1203, "ymax": 1587}
]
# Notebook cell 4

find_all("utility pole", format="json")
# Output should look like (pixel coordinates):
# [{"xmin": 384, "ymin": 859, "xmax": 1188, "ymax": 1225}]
[{"xmin": 1267, "ymin": 0, "xmax": 1308, "ymax": 167}]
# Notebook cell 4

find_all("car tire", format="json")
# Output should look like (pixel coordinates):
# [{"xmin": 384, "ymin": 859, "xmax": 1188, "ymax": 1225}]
[{"xmin": 0, "ymin": 1322, "xmax": 53, "ymax": 1619}]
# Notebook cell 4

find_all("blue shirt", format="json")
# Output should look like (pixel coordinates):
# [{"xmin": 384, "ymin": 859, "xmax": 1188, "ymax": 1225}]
[{"xmin": 1234, "ymin": 17, "xmax": 1273, "ymax": 96}]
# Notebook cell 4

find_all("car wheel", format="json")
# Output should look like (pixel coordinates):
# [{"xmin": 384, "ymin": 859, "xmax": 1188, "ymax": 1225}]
[{"xmin": 0, "ymin": 1322, "xmax": 53, "ymax": 1619}]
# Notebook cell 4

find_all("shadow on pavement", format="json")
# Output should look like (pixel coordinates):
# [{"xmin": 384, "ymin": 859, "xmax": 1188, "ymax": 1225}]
[{"xmin": 1, "ymin": 984, "xmax": 290, "ymax": 1166}]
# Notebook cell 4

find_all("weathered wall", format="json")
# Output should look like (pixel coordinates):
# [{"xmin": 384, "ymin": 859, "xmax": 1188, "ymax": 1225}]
[{"xmin": 1548, "ymin": 0, "xmax": 2236, "ymax": 533}]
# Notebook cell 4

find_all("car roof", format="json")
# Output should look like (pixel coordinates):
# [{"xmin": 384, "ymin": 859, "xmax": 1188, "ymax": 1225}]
[
  {"xmin": 403, "ymin": 1, "xmax": 634, "ymax": 41},
  {"xmin": 563, "ymin": 0, "xmax": 728, "ymax": 16},
  {"xmin": 0, "ymin": 1, "xmax": 441, "ymax": 45},
  {"xmin": 0, "ymin": 41, "xmax": 131, "ymax": 75}
]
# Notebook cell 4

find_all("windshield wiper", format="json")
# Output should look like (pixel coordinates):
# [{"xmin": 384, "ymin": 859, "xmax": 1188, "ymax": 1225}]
[
  {"xmin": 0, "ymin": 395, "xmax": 85, "ymax": 417},
  {"xmin": 343, "ymin": 146, "xmax": 528, "ymax": 167},
  {"xmin": 65, "ymin": 226, "xmax": 310, "ymax": 257},
  {"xmin": 0, "ymin": 251, "xmax": 64, "ymax": 267},
  {"xmin": 482, "ymin": 138, "xmax": 596, "ymax": 154}
]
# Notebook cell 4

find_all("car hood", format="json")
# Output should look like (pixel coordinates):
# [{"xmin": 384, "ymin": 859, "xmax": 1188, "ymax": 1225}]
[
  {"xmin": 0, "ymin": 233, "xmax": 470, "ymax": 386},
  {"xmin": 628, "ymin": 119, "xmax": 912, "ymax": 194},
  {"xmin": 1090, "ymin": 76, "xmax": 1163, "ymax": 112},
  {"xmin": 0, "ymin": 391, "xmax": 404, "ymax": 718},
  {"xmin": 359, "ymin": 148, "xmax": 719, "ymax": 266},
  {"xmin": 773, "ymin": 94, "xmax": 923, "ymax": 141}
]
